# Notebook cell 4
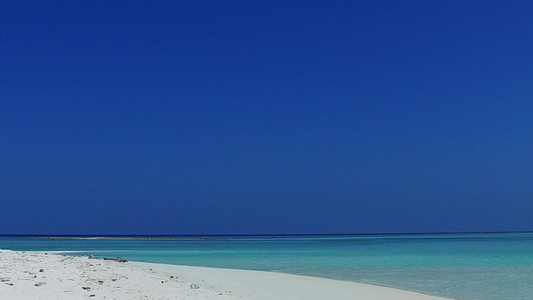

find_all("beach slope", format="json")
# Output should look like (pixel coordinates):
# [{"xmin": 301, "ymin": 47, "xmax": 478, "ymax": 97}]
[{"xmin": 0, "ymin": 250, "xmax": 452, "ymax": 300}]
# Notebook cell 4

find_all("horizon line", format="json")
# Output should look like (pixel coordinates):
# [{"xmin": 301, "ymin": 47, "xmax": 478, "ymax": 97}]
[{"xmin": 1, "ymin": 230, "xmax": 532, "ymax": 238}]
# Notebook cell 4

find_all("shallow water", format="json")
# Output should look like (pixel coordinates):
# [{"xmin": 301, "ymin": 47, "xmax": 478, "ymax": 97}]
[{"xmin": 2, "ymin": 233, "xmax": 533, "ymax": 300}]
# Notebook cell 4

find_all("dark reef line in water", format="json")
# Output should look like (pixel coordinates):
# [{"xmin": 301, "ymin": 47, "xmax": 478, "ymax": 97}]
[{"xmin": 30, "ymin": 236, "xmax": 224, "ymax": 241}]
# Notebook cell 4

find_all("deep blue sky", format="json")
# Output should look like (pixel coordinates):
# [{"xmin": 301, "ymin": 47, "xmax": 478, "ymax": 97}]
[{"xmin": 1, "ymin": 1, "xmax": 532, "ymax": 235}]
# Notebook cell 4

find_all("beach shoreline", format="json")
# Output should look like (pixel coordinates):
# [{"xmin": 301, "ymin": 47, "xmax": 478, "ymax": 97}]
[{"xmin": 1, "ymin": 249, "xmax": 454, "ymax": 300}]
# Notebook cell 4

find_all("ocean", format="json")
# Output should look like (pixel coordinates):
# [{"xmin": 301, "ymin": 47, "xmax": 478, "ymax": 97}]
[{"xmin": 1, "ymin": 232, "xmax": 533, "ymax": 300}]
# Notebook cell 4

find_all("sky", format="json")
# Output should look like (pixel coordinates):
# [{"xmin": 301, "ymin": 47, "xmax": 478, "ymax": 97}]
[{"xmin": 1, "ymin": 0, "xmax": 532, "ymax": 235}]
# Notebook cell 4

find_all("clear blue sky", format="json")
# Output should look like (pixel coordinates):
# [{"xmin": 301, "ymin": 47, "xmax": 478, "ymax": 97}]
[{"xmin": 1, "ymin": 0, "xmax": 532, "ymax": 235}]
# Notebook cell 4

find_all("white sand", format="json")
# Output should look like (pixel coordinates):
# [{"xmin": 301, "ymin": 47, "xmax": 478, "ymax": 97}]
[{"xmin": 0, "ymin": 250, "xmax": 453, "ymax": 300}]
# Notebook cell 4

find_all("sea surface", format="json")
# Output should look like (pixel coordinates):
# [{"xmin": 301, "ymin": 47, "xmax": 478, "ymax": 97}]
[{"xmin": 1, "ymin": 232, "xmax": 533, "ymax": 300}]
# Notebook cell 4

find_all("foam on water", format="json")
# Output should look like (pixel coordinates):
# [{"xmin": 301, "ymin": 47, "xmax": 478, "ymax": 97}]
[{"xmin": 1, "ymin": 233, "xmax": 533, "ymax": 300}]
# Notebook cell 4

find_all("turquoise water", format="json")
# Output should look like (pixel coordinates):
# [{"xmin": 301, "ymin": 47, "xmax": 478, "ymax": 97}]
[{"xmin": 2, "ymin": 233, "xmax": 533, "ymax": 300}]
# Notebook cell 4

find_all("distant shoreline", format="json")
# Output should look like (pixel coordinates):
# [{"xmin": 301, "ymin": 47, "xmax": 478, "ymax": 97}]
[
  {"xmin": 0, "ymin": 231, "xmax": 531, "ymax": 241},
  {"xmin": 2, "ymin": 230, "xmax": 533, "ymax": 237}
]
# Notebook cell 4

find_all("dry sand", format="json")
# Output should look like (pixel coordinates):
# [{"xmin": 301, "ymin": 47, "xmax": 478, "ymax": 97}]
[{"xmin": 0, "ymin": 250, "xmax": 453, "ymax": 300}]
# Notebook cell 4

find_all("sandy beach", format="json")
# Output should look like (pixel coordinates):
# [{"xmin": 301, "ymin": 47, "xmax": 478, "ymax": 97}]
[{"xmin": 0, "ymin": 250, "xmax": 453, "ymax": 300}]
